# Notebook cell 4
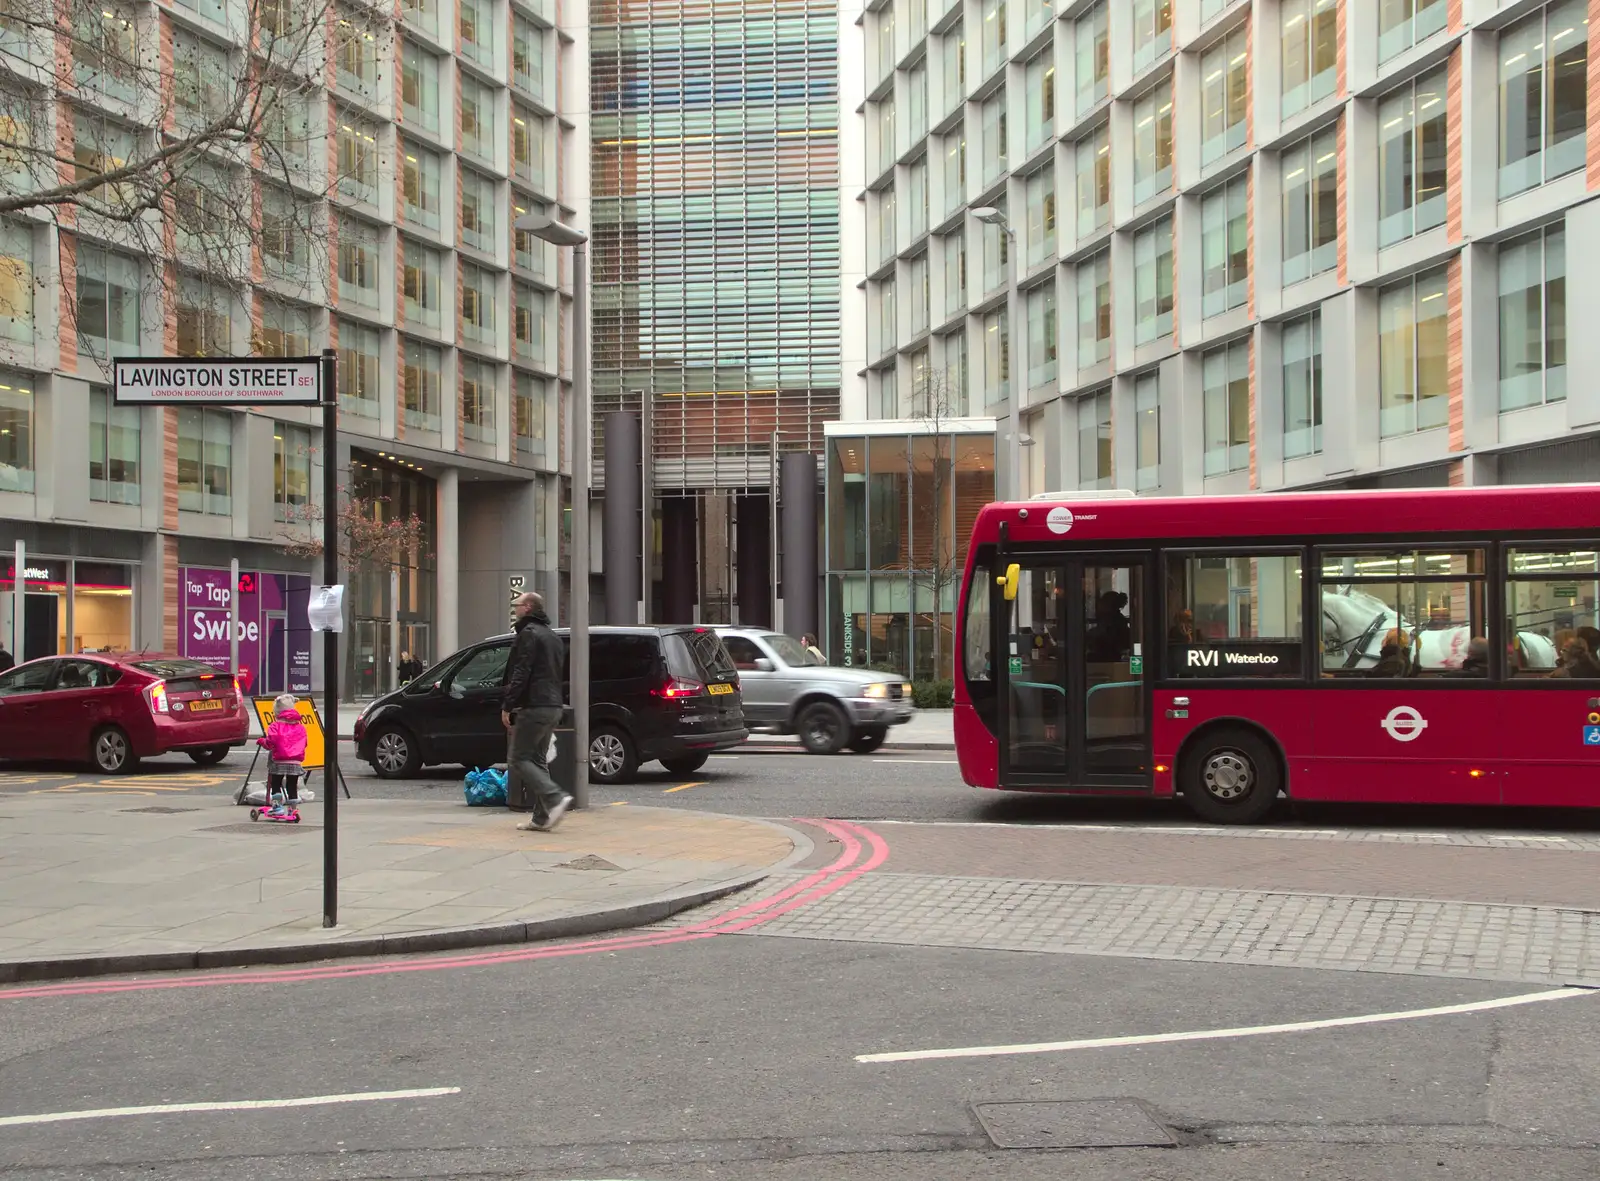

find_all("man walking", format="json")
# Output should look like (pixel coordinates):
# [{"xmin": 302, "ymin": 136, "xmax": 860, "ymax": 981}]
[{"xmin": 501, "ymin": 591, "xmax": 573, "ymax": 831}]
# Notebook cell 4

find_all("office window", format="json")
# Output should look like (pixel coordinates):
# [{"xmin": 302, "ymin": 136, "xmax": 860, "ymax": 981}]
[
  {"xmin": 337, "ymin": 318, "xmax": 381, "ymax": 417},
  {"xmin": 942, "ymin": 229, "xmax": 967, "ymax": 318},
  {"xmin": 1378, "ymin": 69, "xmax": 1447, "ymax": 247},
  {"xmin": 401, "ymin": 42, "xmax": 441, "ymax": 133},
  {"xmin": 76, "ymin": 245, "xmax": 139, "ymax": 360},
  {"xmin": 172, "ymin": 30, "xmax": 231, "ymax": 129},
  {"xmin": 72, "ymin": 114, "xmax": 134, "ymax": 212},
  {"xmin": 176, "ymin": 276, "xmax": 230, "ymax": 356},
  {"xmin": 1281, "ymin": 0, "xmax": 1337, "ymax": 118},
  {"xmin": 1025, "ymin": 52, "xmax": 1055, "ymax": 154},
  {"xmin": 1076, "ymin": 248, "xmax": 1110, "ymax": 367},
  {"xmin": 1499, "ymin": 225, "xmax": 1566, "ymax": 411},
  {"xmin": 401, "ymin": 141, "xmax": 442, "ymax": 230},
  {"xmin": 1378, "ymin": 266, "xmax": 1449, "ymax": 437},
  {"xmin": 513, "ymin": 198, "xmax": 547, "ymax": 276},
  {"xmin": 0, "ymin": 370, "xmax": 30, "ymax": 492},
  {"xmin": 260, "ymin": 187, "xmax": 311, "ymax": 279},
  {"xmin": 262, "ymin": 89, "xmax": 311, "ymax": 170},
  {"xmin": 1201, "ymin": 177, "xmax": 1248, "ymax": 317},
  {"xmin": 334, "ymin": 6, "xmax": 379, "ymax": 95},
  {"xmin": 909, "ymin": 253, "xmax": 929, "ymax": 336},
  {"xmin": 461, "ymin": 356, "xmax": 495, "ymax": 441},
  {"xmin": 942, "ymin": 25, "xmax": 966, "ymax": 117},
  {"xmin": 908, "ymin": 62, "xmax": 928, "ymax": 143},
  {"xmin": 980, "ymin": 0, "xmax": 1007, "ymax": 77},
  {"xmin": 1379, "ymin": 0, "xmax": 1446, "ymax": 62},
  {"xmin": 1202, "ymin": 337, "xmax": 1250, "ymax": 476},
  {"xmin": 1027, "ymin": 280, "xmax": 1057, "ymax": 389},
  {"xmin": 909, "ymin": 157, "xmax": 929, "ymax": 241},
  {"xmin": 943, "ymin": 127, "xmax": 966, "ymax": 215},
  {"xmin": 1498, "ymin": 1, "xmax": 1588, "ymax": 199},
  {"xmin": 460, "ymin": 170, "xmax": 498, "ymax": 254},
  {"xmin": 1201, "ymin": 26, "xmax": 1249, "ymax": 165},
  {"xmin": 73, "ymin": 1, "xmax": 138, "ymax": 100},
  {"xmin": 876, "ymin": 4, "xmax": 896, "ymax": 82},
  {"xmin": 403, "ymin": 239, "xmax": 443, "ymax": 330},
  {"xmin": 1078, "ymin": 389, "xmax": 1111, "ymax": 488},
  {"xmin": 1075, "ymin": 2, "xmax": 1108, "ymax": 115},
  {"xmin": 1131, "ymin": 0, "xmax": 1173, "ymax": 74},
  {"xmin": 1132, "ymin": 79, "xmax": 1173, "ymax": 205},
  {"xmin": 1025, "ymin": 167, "xmax": 1056, "ymax": 267},
  {"xmin": 401, "ymin": 0, "xmax": 438, "ymax": 36},
  {"xmin": 1282, "ymin": 310, "xmax": 1323, "ymax": 458},
  {"xmin": 513, "ymin": 17, "xmax": 545, "ymax": 98},
  {"xmin": 514, "ymin": 282, "xmax": 545, "ymax": 363},
  {"xmin": 980, "ymin": 200, "xmax": 1007, "ymax": 295},
  {"xmin": 1281, "ymin": 125, "xmax": 1338, "ymax": 285},
  {"xmin": 460, "ymin": 76, "xmax": 495, "ymax": 161},
  {"xmin": 874, "ymin": 97, "xmax": 896, "ymax": 176},
  {"xmin": 981, "ymin": 91, "xmax": 1007, "ymax": 184},
  {"xmin": 461, "ymin": 263, "xmax": 495, "ymax": 344},
  {"xmin": 940, "ymin": 329, "xmax": 968, "ymax": 413},
  {"xmin": 1134, "ymin": 372, "xmax": 1159, "ymax": 490},
  {"xmin": 515, "ymin": 372, "xmax": 546, "ymax": 450},
  {"xmin": 89, "ymin": 385, "xmax": 140, "ymax": 505},
  {"xmin": 876, "ymin": 187, "xmax": 896, "ymax": 268},
  {"xmin": 258, "ymin": 300, "xmax": 311, "ymax": 357},
  {"xmin": 1133, "ymin": 217, "xmax": 1174, "ymax": 345},
  {"xmin": 875, "ymin": 278, "xmax": 896, "ymax": 358},
  {"xmin": 982, "ymin": 308, "xmax": 1009, "ymax": 404},
  {"xmin": 273, "ymin": 422, "xmax": 310, "ymax": 523},
  {"xmin": 513, "ymin": 108, "xmax": 544, "ymax": 187},
  {"xmin": 335, "ymin": 110, "xmax": 379, "ymax": 203},
  {"xmin": 1075, "ymin": 124, "xmax": 1110, "ymax": 238},
  {"xmin": 337, "ymin": 216, "xmax": 381, "ymax": 308},
  {"xmin": 402, "ymin": 338, "xmax": 442, "ymax": 431},
  {"xmin": 458, "ymin": 0, "xmax": 491, "ymax": 66},
  {"xmin": 176, "ymin": 407, "xmax": 232, "ymax": 515},
  {"xmin": 173, "ymin": 162, "xmax": 236, "ymax": 258},
  {"xmin": 0, "ymin": 219, "xmax": 28, "ymax": 346}
]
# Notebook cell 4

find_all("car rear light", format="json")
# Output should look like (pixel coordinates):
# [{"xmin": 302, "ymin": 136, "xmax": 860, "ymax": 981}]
[
  {"xmin": 230, "ymin": 675, "xmax": 244, "ymax": 711},
  {"xmin": 654, "ymin": 678, "xmax": 703, "ymax": 698},
  {"xmin": 144, "ymin": 680, "xmax": 170, "ymax": 714}
]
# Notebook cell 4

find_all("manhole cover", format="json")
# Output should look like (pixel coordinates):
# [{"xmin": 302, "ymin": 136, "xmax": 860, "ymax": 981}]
[
  {"xmin": 554, "ymin": 854, "xmax": 622, "ymax": 871},
  {"xmin": 203, "ymin": 822, "xmax": 323, "ymax": 834},
  {"xmin": 973, "ymin": 1100, "xmax": 1176, "ymax": 1149},
  {"xmin": 122, "ymin": 806, "xmax": 200, "ymax": 814}
]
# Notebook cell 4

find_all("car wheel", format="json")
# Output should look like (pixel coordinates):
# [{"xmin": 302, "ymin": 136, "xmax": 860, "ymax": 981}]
[
  {"xmin": 369, "ymin": 725, "xmax": 422, "ymax": 779},
  {"xmin": 797, "ymin": 701, "xmax": 849, "ymax": 755},
  {"xmin": 90, "ymin": 725, "xmax": 139, "ymax": 775},
  {"xmin": 660, "ymin": 753, "xmax": 709, "ymax": 775},
  {"xmin": 589, "ymin": 726, "xmax": 639, "ymax": 784},
  {"xmin": 1180, "ymin": 727, "xmax": 1281, "ymax": 825},
  {"xmin": 187, "ymin": 746, "xmax": 230, "ymax": 767},
  {"xmin": 846, "ymin": 726, "xmax": 887, "ymax": 754}
]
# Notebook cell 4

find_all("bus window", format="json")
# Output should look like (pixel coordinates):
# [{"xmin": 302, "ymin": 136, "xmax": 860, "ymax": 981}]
[
  {"xmin": 1505, "ymin": 547, "xmax": 1600, "ymax": 678},
  {"xmin": 963, "ymin": 561, "xmax": 992, "ymax": 683},
  {"xmin": 1165, "ymin": 553, "xmax": 1303, "ymax": 678},
  {"xmin": 1318, "ymin": 549, "xmax": 1487, "ymax": 677}
]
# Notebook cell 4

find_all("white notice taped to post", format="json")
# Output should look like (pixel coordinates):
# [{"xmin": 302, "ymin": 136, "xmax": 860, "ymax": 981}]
[{"xmin": 308, "ymin": 585, "xmax": 346, "ymax": 633}]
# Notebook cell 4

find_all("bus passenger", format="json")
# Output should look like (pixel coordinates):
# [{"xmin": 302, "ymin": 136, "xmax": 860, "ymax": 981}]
[
  {"xmin": 1550, "ymin": 638, "xmax": 1600, "ymax": 679},
  {"xmin": 1369, "ymin": 629, "xmax": 1411, "ymax": 677},
  {"xmin": 1457, "ymin": 637, "xmax": 1489, "ymax": 677},
  {"xmin": 1168, "ymin": 609, "xmax": 1205, "ymax": 645}
]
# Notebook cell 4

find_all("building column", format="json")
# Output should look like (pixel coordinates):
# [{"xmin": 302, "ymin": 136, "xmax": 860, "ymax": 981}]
[
  {"xmin": 661, "ymin": 496, "xmax": 697, "ymax": 624},
  {"xmin": 603, "ymin": 411, "xmax": 642, "ymax": 624},
  {"xmin": 780, "ymin": 452, "xmax": 820, "ymax": 640},
  {"xmin": 437, "ymin": 467, "xmax": 460, "ymax": 659},
  {"xmin": 735, "ymin": 493, "xmax": 772, "ymax": 629}
]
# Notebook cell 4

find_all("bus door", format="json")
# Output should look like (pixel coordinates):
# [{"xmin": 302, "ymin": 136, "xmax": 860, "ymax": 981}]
[{"xmin": 996, "ymin": 556, "xmax": 1153, "ymax": 790}]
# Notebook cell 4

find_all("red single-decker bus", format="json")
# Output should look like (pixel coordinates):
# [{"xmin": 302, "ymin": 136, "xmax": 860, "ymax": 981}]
[{"xmin": 953, "ymin": 486, "xmax": 1600, "ymax": 823}]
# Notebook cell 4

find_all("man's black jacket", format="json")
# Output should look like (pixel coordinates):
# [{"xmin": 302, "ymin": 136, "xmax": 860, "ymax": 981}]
[{"xmin": 501, "ymin": 611, "xmax": 563, "ymax": 711}]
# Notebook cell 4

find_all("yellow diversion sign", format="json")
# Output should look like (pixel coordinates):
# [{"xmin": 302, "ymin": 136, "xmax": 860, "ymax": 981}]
[{"xmin": 249, "ymin": 696, "xmax": 328, "ymax": 770}]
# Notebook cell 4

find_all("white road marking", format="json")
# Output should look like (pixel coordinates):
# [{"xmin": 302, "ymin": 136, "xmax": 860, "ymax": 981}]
[
  {"xmin": 0, "ymin": 1087, "xmax": 462, "ymax": 1128},
  {"xmin": 855, "ymin": 988, "xmax": 1594, "ymax": 1064},
  {"xmin": 709, "ymin": 756, "xmax": 741, "ymax": 760},
  {"xmin": 875, "ymin": 759, "xmax": 959, "ymax": 765}
]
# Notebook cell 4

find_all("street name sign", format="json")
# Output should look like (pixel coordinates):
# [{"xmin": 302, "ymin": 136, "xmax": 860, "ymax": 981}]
[{"xmin": 114, "ymin": 357, "xmax": 323, "ymax": 405}]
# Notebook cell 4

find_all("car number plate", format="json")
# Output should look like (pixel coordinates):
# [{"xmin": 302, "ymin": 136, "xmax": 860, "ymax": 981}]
[
  {"xmin": 187, "ymin": 699, "xmax": 224, "ymax": 712},
  {"xmin": 707, "ymin": 683, "xmax": 733, "ymax": 695}
]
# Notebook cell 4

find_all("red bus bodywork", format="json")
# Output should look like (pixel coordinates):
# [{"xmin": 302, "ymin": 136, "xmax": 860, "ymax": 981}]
[{"xmin": 953, "ymin": 485, "xmax": 1600, "ymax": 816}]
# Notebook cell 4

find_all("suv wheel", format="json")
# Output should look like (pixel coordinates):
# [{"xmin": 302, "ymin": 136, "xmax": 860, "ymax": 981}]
[
  {"xmin": 589, "ymin": 726, "xmax": 639, "ymax": 784},
  {"xmin": 847, "ymin": 726, "xmax": 887, "ymax": 754},
  {"xmin": 797, "ymin": 701, "xmax": 849, "ymax": 755},
  {"xmin": 660, "ymin": 753, "xmax": 709, "ymax": 775},
  {"xmin": 369, "ymin": 725, "xmax": 421, "ymax": 779},
  {"xmin": 187, "ymin": 746, "xmax": 230, "ymax": 767}
]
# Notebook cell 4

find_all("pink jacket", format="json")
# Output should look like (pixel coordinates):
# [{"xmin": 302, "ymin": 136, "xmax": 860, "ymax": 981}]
[{"xmin": 259, "ymin": 708, "xmax": 308, "ymax": 763}]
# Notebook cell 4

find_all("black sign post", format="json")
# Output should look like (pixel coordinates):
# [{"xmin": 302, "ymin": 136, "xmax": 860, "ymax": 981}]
[{"xmin": 320, "ymin": 348, "xmax": 340, "ymax": 929}]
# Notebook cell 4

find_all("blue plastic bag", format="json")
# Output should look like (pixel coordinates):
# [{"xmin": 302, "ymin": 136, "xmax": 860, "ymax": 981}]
[{"xmin": 463, "ymin": 766, "xmax": 508, "ymax": 806}]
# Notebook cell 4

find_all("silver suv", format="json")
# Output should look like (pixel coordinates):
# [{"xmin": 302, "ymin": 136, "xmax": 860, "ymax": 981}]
[{"xmin": 715, "ymin": 628, "xmax": 914, "ymax": 754}]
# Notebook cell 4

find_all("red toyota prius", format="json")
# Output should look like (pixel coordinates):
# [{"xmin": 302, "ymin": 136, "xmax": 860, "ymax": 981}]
[{"xmin": 0, "ymin": 654, "xmax": 249, "ymax": 774}]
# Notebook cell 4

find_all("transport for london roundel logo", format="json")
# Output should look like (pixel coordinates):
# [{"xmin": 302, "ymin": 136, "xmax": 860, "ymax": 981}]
[
  {"xmin": 1046, "ymin": 506, "xmax": 1074, "ymax": 535},
  {"xmin": 1379, "ymin": 705, "xmax": 1428, "ymax": 743}
]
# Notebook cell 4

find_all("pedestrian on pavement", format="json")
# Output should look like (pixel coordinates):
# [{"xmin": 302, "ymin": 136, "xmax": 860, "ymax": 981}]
[
  {"xmin": 801, "ymin": 634, "xmax": 824, "ymax": 664},
  {"xmin": 0, "ymin": 641, "xmax": 12, "ymax": 674},
  {"xmin": 501, "ymin": 591, "xmax": 573, "ymax": 831}
]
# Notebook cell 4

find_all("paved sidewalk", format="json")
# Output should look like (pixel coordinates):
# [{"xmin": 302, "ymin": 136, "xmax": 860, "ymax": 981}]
[{"xmin": 0, "ymin": 795, "xmax": 803, "ymax": 983}]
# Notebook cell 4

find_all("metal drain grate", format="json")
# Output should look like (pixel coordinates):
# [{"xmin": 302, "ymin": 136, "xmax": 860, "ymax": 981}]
[
  {"xmin": 973, "ymin": 1100, "xmax": 1177, "ymax": 1149},
  {"xmin": 203, "ymin": 822, "xmax": 322, "ymax": 834},
  {"xmin": 121, "ymin": 806, "xmax": 201, "ymax": 815},
  {"xmin": 554, "ymin": 854, "xmax": 622, "ymax": 871}
]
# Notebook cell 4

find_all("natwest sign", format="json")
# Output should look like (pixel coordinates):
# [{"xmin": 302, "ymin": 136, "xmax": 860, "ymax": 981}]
[{"xmin": 114, "ymin": 357, "xmax": 323, "ymax": 405}]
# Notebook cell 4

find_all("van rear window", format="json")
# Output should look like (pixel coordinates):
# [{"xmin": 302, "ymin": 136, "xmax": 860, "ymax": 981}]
[{"xmin": 666, "ymin": 629, "xmax": 735, "ymax": 680}]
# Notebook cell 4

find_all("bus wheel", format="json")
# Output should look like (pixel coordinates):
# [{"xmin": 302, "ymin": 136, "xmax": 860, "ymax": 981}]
[{"xmin": 1180, "ymin": 729, "xmax": 1280, "ymax": 825}]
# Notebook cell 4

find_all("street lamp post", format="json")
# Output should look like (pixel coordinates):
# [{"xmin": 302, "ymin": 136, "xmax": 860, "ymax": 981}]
[
  {"xmin": 517, "ymin": 210, "xmax": 590, "ymax": 809},
  {"xmin": 972, "ymin": 206, "xmax": 1024, "ymax": 501}
]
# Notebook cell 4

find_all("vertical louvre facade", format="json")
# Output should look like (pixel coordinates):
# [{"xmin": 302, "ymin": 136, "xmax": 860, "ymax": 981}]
[{"xmin": 591, "ymin": 0, "xmax": 842, "ymax": 491}]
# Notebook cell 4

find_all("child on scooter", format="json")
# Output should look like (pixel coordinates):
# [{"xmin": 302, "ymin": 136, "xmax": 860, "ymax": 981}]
[{"xmin": 258, "ymin": 693, "xmax": 308, "ymax": 803}]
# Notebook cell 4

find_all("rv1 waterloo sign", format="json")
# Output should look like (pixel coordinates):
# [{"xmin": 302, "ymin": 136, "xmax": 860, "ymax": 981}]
[{"xmin": 113, "ymin": 357, "xmax": 323, "ymax": 405}]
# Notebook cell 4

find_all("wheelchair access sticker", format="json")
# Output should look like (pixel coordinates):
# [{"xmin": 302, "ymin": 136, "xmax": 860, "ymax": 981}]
[{"xmin": 1584, "ymin": 726, "xmax": 1600, "ymax": 747}]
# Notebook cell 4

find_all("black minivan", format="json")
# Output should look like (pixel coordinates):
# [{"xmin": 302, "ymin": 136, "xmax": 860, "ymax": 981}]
[{"xmin": 353, "ymin": 626, "xmax": 747, "ymax": 783}]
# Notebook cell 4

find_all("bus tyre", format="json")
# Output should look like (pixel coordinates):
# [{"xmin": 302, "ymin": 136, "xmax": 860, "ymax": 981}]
[{"xmin": 1180, "ymin": 729, "xmax": 1280, "ymax": 825}]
